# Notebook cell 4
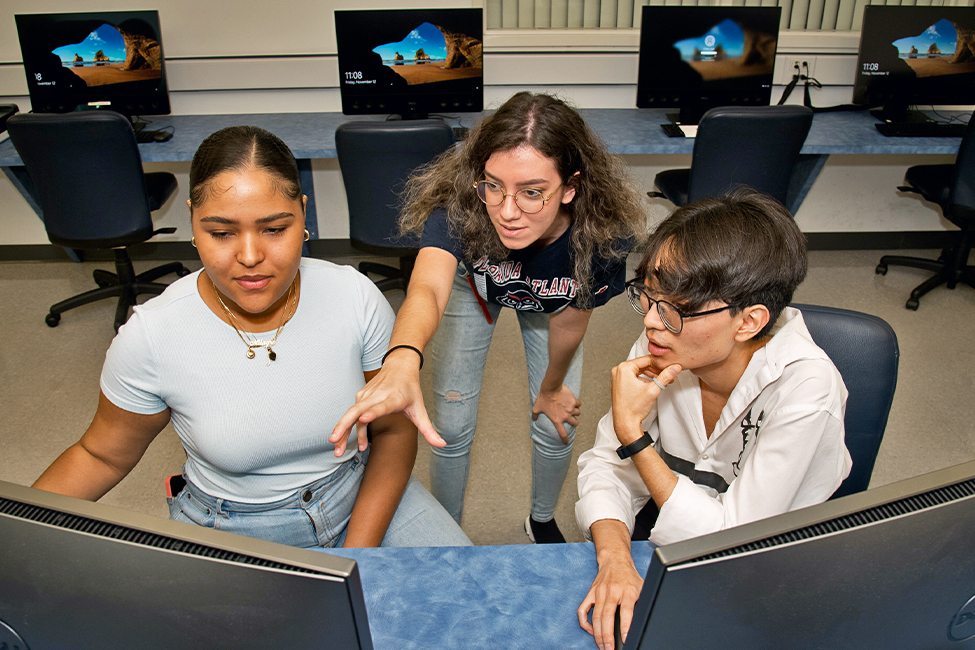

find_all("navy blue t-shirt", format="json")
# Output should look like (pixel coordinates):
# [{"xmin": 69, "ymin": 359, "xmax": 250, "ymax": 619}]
[{"xmin": 421, "ymin": 208, "xmax": 630, "ymax": 313}]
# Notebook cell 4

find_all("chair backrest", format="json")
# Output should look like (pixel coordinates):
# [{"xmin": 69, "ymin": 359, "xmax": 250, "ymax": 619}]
[
  {"xmin": 7, "ymin": 111, "xmax": 155, "ymax": 248},
  {"xmin": 335, "ymin": 119, "xmax": 454, "ymax": 254},
  {"xmin": 949, "ymin": 111, "xmax": 975, "ymax": 215},
  {"xmin": 793, "ymin": 304, "xmax": 899, "ymax": 499},
  {"xmin": 687, "ymin": 105, "xmax": 813, "ymax": 206}
]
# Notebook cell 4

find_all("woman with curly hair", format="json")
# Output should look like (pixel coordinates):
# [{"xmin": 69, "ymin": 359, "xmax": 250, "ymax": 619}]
[{"xmin": 333, "ymin": 92, "xmax": 647, "ymax": 543}]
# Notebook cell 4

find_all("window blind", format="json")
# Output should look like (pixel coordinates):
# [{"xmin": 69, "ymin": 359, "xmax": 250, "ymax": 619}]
[{"xmin": 486, "ymin": 0, "xmax": 974, "ymax": 31}]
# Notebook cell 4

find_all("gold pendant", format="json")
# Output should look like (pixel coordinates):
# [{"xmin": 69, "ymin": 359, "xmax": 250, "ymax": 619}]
[{"xmin": 246, "ymin": 349, "xmax": 256, "ymax": 359}]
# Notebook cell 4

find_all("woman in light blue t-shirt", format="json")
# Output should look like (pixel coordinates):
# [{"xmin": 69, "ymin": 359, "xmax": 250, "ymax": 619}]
[{"xmin": 32, "ymin": 125, "xmax": 469, "ymax": 549}]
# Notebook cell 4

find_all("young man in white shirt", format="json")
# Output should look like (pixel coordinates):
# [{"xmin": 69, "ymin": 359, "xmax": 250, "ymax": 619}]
[{"xmin": 575, "ymin": 189, "xmax": 852, "ymax": 649}]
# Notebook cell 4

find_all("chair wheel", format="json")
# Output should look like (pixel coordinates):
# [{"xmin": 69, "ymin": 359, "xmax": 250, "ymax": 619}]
[
  {"xmin": 875, "ymin": 264, "xmax": 888, "ymax": 275},
  {"xmin": 906, "ymin": 298, "xmax": 919, "ymax": 311},
  {"xmin": 45, "ymin": 313, "xmax": 61, "ymax": 327}
]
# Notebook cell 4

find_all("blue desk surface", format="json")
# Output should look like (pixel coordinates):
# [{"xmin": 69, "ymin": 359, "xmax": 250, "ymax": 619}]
[
  {"xmin": 0, "ymin": 108, "xmax": 964, "ymax": 166},
  {"xmin": 326, "ymin": 541, "xmax": 655, "ymax": 650}
]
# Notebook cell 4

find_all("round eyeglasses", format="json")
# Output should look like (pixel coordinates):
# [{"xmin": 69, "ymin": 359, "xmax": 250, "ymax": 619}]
[
  {"xmin": 473, "ymin": 180, "xmax": 563, "ymax": 214},
  {"xmin": 625, "ymin": 280, "xmax": 733, "ymax": 334}
]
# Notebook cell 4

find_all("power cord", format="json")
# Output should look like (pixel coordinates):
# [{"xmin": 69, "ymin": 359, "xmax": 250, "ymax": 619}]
[{"xmin": 778, "ymin": 61, "xmax": 861, "ymax": 113}]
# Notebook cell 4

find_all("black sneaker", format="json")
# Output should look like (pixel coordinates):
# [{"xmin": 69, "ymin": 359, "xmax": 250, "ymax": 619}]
[{"xmin": 525, "ymin": 515, "xmax": 566, "ymax": 544}]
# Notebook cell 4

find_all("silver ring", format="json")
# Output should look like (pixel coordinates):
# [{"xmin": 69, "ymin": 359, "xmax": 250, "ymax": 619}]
[{"xmin": 651, "ymin": 376, "xmax": 667, "ymax": 390}]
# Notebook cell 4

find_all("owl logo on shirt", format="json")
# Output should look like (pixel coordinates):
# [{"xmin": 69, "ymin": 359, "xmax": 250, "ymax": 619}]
[
  {"xmin": 498, "ymin": 290, "xmax": 543, "ymax": 311},
  {"xmin": 732, "ymin": 408, "xmax": 764, "ymax": 476}
]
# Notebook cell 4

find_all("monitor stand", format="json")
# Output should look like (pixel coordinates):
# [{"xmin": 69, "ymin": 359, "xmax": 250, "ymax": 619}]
[{"xmin": 665, "ymin": 107, "xmax": 707, "ymax": 127}]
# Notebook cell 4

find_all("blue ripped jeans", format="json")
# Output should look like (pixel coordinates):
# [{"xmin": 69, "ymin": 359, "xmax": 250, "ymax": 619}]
[
  {"xmin": 168, "ymin": 450, "xmax": 471, "ymax": 549},
  {"xmin": 428, "ymin": 271, "xmax": 584, "ymax": 525}
]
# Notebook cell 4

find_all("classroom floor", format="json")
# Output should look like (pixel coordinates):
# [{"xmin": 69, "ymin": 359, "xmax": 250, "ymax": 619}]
[{"xmin": 1, "ymin": 247, "xmax": 973, "ymax": 545}]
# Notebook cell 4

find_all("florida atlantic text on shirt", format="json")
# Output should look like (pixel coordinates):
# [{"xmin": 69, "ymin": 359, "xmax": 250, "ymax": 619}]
[{"xmin": 421, "ymin": 208, "xmax": 630, "ymax": 313}]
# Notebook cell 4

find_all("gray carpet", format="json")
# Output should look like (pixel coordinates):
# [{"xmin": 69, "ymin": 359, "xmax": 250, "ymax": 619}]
[{"xmin": 1, "ymin": 248, "xmax": 973, "ymax": 545}]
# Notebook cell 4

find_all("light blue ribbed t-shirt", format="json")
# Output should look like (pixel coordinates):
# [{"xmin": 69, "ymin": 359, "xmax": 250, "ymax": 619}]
[{"xmin": 100, "ymin": 258, "xmax": 394, "ymax": 503}]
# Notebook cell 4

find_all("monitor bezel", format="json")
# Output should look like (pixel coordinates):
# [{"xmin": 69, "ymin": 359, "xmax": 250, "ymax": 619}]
[
  {"xmin": 852, "ymin": 5, "xmax": 975, "ymax": 122},
  {"xmin": 15, "ymin": 10, "xmax": 172, "ymax": 118},
  {"xmin": 625, "ymin": 459, "xmax": 975, "ymax": 649},
  {"xmin": 0, "ymin": 479, "xmax": 373, "ymax": 650},
  {"xmin": 334, "ymin": 7, "xmax": 484, "ymax": 120},
  {"xmin": 636, "ymin": 5, "xmax": 782, "ymax": 125}
]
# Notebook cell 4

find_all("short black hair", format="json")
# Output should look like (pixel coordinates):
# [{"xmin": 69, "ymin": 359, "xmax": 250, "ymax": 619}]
[
  {"xmin": 189, "ymin": 125, "xmax": 300, "ymax": 207},
  {"xmin": 635, "ymin": 189, "xmax": 808, "ymax": 339}
]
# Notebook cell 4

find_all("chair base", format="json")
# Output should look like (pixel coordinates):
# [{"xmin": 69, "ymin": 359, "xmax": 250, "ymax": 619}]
[
  {"xmin": 358, "ymin": 254, "xmax": 416, "ymax": 293},
  {"xmin": 47, "ymin": 249, "xmax": 189, "ymax": 331},
  {"xmin": 876, "ymin": 254, "xmax": 975, "ymax": 310}
]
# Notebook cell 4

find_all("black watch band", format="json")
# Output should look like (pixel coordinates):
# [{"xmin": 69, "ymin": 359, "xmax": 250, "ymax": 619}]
[{"xmin": 616, "ymin": 432, "xmax": 653, "ymax": 460}]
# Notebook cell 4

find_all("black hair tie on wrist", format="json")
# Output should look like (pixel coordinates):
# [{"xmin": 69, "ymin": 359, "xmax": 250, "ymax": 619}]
[{"xmin": 381, "ymin": 344, "xmax": 424, "ymax": 370}]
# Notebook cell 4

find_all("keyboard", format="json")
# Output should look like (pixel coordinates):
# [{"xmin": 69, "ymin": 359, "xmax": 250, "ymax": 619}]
[{"xmin": 875, "ymin": 121, "xmax": 966, "ymax": 137}]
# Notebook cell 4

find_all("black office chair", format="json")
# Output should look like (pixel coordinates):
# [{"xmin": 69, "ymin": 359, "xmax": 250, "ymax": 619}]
[
  {"xmin": 875, "ymin": 115, "xmax": 975, "ymax": 310},
  {"xmin": 7, "ymin": 111, "xmax": 189, "ymax": 331},
  {"xmin": 335, "ymin": 120, "xmax": 455, "ymax": 292},
  {"xmin": 0, "ymin": 104, "xmax": 18, "ymax": 133},
  {"xmin": 650, "ymin": 105, "xmax": 814, "ymax": 207},
  {"xmin": 794, "ymin": 304, "xmax": 899, "ymax": 499}
]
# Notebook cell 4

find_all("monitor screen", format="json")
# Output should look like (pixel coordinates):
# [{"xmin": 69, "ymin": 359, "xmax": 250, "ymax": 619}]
[
  {"xmin": 15, "ymin": 10, "xmax": 171, "ymax": 117},
  {"xmin": 334, "ymin": 8, "xmax": 483, "ymax": 119},
  {"xmin": 636, "ymin": 6, "xmax": 781, "ymax": 125},
  {"xmin": 623, "ymin": 459, "xmax": 975, "ymax": 649},
  {"xmin": 0, "ymin": 480, "xmax": 372, "ymax": 650},
  {"xmin": 853, "ymin": 6, "xmax": 975, "ymax": 124}
]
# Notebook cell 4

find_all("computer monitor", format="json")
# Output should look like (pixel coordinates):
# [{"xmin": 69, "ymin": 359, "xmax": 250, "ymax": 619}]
[
  {"xmin": 334, "ymin": 8, "xmax": 483, "ymax": 120},
  {"xmin": 0, "ymin": 480, "xmax": 372, "ymax": 650},
  {"xmin": 853, "ymin": 6, "xmax": 975, "ymax": 124},
  {"xmin": 15, "ymin": 10, "xmax": 171, "ymax": 118},
  {"xmin": 623, "ymin": 459, "xmax": 975, "ymax": 649},
  {"xmin": 636, "ymin": 6, "xmax": 781, "ymax": 125}
]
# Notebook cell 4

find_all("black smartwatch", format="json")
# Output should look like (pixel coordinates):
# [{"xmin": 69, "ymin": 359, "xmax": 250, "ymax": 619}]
[{"xmin": 616, "ymin": 431, "xmax": 653, "ymax": 460}]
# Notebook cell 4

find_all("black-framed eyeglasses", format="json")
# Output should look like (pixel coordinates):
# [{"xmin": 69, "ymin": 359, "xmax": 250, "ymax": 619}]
[
  {"xmin": 625, "ymin": 279, "xmax": 732, "ymax": 334},
  {"xmin": 473, "ymin": 179, "xmax": 563, "ymax": 214}
]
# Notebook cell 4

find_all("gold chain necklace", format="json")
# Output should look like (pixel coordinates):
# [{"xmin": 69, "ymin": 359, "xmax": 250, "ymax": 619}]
[{"xmin": 210, "ymin": 274, "xmax": 298, "ymax": 364}]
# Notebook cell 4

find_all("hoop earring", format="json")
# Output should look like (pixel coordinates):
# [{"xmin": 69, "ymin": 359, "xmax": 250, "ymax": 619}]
[
  {"xmin": 190, "ymin": 236, "xmax": 197, "ymax": 248},
  {"xmin": 303, "ymin": 230, "xmax": 310, "ymax": 242}
]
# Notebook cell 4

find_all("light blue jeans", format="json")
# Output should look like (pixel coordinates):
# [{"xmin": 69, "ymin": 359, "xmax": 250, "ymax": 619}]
[
  {"xmin": 168, "ymin": 450, "xmax": 472, "ymax": 548},
  {"xmin": 428, "ymin": 271, "xmax": 584, "ymax": 525}
]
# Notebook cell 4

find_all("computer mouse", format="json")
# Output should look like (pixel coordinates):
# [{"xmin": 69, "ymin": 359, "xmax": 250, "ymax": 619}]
[{"xmin": 154, "ymin": 130, "xmax": 173, "ymax": 142}]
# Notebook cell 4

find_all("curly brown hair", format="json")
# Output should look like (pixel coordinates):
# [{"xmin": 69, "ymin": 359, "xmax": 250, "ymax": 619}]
[{"xmin": 400, "ymin": 92, "xmax": 647, "ymax": 306}]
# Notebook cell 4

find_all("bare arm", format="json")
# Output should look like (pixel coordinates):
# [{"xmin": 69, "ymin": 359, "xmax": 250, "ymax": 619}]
[
  {"xmin": 331, "ymin": 246, "xmax": 458, "ymax": 453},
  {"xmin": 32, "ymin": 391, "xmax": 171, "ymax": 501},
  {"xmin": 577, "ymin": 519, "xmax": 644, "ymax": 650},
  {"xmin": 531, "ymin": 306, "xmax": 592, "ymax": 443},
  {"xmin": 342, "ymin": 369, "xmax": 418, "ymax": 547}
]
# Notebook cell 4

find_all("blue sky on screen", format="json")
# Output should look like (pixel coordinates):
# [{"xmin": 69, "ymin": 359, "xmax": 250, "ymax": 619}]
[
  {"xmin": 893, "ymin": 19, "xmax": 957, "ymax": 56},
  {"xmin": 373, "ymin": 22, "xmax": 447, "ymax": 62},
  {"xmin": 674, "ymin": 19, "xmax": 745, "ymax": 60},
  {"xmin": 53, "ymin": 24, "xmax": 125, "ymax": 64}
]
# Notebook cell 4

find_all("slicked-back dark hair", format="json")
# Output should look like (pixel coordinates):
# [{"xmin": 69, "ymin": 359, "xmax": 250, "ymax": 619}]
[
  {"xmin": 635, "ymin": 189, "xmax": 807, "ymax": 339},
  {"xmin": 189, "ymin": 125, "xmax": 301, "ymax": 207}
]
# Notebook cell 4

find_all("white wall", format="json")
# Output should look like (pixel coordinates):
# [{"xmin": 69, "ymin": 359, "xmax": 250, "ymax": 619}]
[{"xmin": 0, "ymin": 1, "xmax": 962, "ymax": 247}]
